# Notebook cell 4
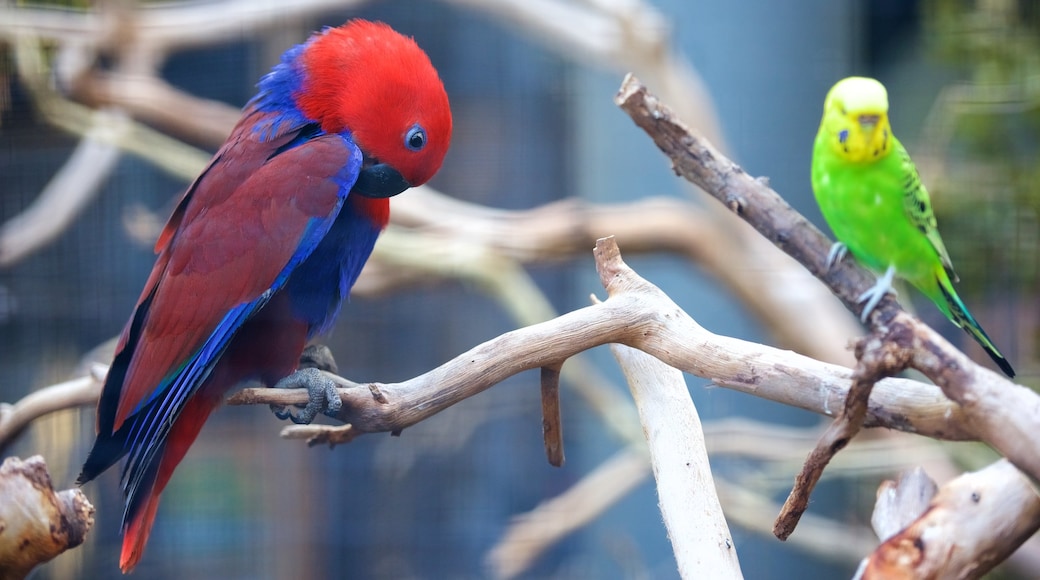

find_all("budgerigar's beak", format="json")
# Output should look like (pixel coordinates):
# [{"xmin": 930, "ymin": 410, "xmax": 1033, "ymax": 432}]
[
  {"xmin": 857, "ymin": 114, "xmax": 880, "ymax": 133},
  {"xmin": 354, "ymin": 153, "xmax": 411, "ymax": 198}
]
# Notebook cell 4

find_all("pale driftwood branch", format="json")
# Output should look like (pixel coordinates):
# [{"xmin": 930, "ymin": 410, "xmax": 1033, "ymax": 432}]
[
  {"xmin": 0, "ymin": 456, "xmax": 94, "ymax": 580},
  {"xmin": 859, "ymin": 459, "xmax": 1040, "ymax": 579},
  {"xmin": 870, "ymin": 467, "xmax": 938, "ymax": 542},
  {"xmin": 486, "ymin": 446, "xmax": 651, "ymax": 580},
  {"xmin": 613, "ymin": 73, "xmax": 1040, "ymax": 520},
  {"xmin": 228, "ymin": 237, "xmax": 979, "ymax": 444},
  {"xmin": 0, "ymin": 365, "xmax": 106, "ymax": 452},
  {"xmin": 611, "ymin": 343, "xmax": 741, "ymax": 579}
]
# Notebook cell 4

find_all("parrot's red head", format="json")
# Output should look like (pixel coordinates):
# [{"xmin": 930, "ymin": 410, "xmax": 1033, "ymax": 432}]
[{"xmin": 295, "ymin": 20, "xmax": 452, "ymax": 193}]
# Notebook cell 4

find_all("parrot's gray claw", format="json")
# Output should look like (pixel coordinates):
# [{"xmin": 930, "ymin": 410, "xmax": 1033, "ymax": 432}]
[
  {"xmin": 826, "ymin": 242, "xmax": 849, "ymax": 270},
  {"xmin": 857, "ymin": 265, "xmax": 897, "ymax": 322},
  {"xmin": 269, "ymin": 367, "xmax": 343, "ymax": 424}
]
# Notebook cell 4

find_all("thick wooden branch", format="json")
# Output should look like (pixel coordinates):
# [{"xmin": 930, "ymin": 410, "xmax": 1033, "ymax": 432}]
[
  {"xmin": 861, "ymin": 459, "xmax": 1040, "ymax": 579},
  {"xmin": 611, "ymin": 343, "xmax": 741, "ymax": 579},
  {"xmin": 613, "ymin": 73, "xmax": 1040, "ymax": 499},
  {"xmin": 0, "ymin": 456, "xmax": 94, "ymax": 580}
]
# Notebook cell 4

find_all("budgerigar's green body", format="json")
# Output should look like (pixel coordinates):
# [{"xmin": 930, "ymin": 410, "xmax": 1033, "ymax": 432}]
[{"xmin": 811, "ymin": 77, "xmax": 1014, "ymax": 377}]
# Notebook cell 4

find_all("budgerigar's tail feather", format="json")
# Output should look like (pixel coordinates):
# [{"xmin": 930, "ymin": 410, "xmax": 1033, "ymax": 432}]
[{"xmin": 935, "ymin": 275, "xmax": 1015, "ymax": 378}]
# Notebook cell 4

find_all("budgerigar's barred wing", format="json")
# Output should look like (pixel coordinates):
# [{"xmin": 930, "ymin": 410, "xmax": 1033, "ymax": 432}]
[{"xmin": 898, "ymin": 144, "xmax": 958, "ymax": 282}]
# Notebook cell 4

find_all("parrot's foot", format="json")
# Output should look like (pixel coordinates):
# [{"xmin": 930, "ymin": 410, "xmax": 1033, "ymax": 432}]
[
  {"xmin": 857, "ymin": 265, "xmax": 897, "ymax": 322},
  {"xmin": 298, "ymin": 344, "xmax": 339, "ymax": 375},
  {"xmin": 270, "ymin": 368, "xmax": 343, "ymax": 424},
  {"xmin": 826, "ymin": 242, "xmax": 848, "ymax": 270}
]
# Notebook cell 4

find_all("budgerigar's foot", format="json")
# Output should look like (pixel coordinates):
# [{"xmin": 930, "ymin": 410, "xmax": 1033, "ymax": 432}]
[
  {"xmin": 269, "ymin": 367, "xmax": 343, "ymax": 424},
  {"xmin": 826, "ymin": 242, "xmax": 849, "ymax": 270},
  {"xmin": 857, "ymin": 265, "xmax": 897, "ymax": 322}
]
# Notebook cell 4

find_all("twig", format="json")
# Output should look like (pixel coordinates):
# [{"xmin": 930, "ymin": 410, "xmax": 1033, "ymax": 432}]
[
  {"xmin": 279, "ymin": 423, "xmax": 359, "ymax": 448},
  {"xmin": 774, "ymin": 334, "xmax": 913, "ymax": 539},
  {"xmin": 610, "ymin": 343, "xmax": 741, "ymax": 579},
  {"xmin": 539, "ymin": 363, "xmax": 565, "ymax": 467}
]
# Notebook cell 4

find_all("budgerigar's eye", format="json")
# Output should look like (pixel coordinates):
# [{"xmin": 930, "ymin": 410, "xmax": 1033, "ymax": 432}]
[
  {"xmin": 405, "ymin": 125, "xmax": 427, "ymax": 151},
  {"xmin": 838, "ymin": 129, "xmax": 849, "ymax": 144}
]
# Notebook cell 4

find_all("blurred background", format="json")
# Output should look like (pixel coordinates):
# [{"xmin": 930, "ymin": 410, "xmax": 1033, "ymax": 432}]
[{"xmin": 1, "ymin": 0, "xmax": 1037, "ymax": 578}]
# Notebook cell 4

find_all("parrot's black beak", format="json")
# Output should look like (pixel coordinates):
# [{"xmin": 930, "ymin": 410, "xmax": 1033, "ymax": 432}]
[{"xmin": 354, "ymin": 155, "xmax": 411, "ymax": 198}]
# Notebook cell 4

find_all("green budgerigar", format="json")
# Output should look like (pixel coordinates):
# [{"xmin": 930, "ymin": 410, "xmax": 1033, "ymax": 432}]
[{"xmin": 811, "ymin": 76, "xmax": 1014, "ymax": 377}]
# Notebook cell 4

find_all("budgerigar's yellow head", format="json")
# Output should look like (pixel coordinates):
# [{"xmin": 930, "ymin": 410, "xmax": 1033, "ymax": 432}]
[{"xmin": 820, "ymin": 76, "xmax": 893, "ymax": 163}]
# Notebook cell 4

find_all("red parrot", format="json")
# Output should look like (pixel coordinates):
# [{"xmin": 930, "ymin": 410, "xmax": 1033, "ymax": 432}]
[{"xmin": 76, "ymin": 20, "xmax": 452, "ymax": 572}]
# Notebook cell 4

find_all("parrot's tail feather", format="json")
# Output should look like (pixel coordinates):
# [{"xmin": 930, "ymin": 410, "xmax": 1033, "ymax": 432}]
[
  {"xmin": 118, "ymin": 381, "xmax": 225, "ymax": 572},
  {"xmin": 120, "ymin": 489, "xmax": 161, "ymax": 573},
  {"xmin": 936, "ymin": 277, "xmax": 1015, "ymax": 378}
]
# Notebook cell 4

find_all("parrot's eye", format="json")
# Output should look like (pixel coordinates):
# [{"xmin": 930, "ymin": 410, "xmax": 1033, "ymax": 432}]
[
  {"xmin": 405, "ymin": 125, "xmax": 427, "ymax": 151},
  {"xmin": 838, "ymin": 129, "xmax": 849, "ymax": 144}
]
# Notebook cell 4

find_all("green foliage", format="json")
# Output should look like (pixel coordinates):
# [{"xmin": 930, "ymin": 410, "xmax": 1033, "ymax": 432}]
[{"xmin": 922, "ymin": 0, "xmax": 1040, "ymax": 293}]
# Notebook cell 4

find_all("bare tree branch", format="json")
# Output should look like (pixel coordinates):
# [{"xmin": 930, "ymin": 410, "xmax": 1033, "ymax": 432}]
[
  {"xmin": 0, "ymin": 455, "xmax": 94, "ymax": 580},
  {"xmin": 859, "ymin": 459, "xmax": 1040, "ymax": 579},
  {"xmin": 229, "ymin": 237, "xmax": 983, "ymax": 444},
  {"xmin": 611, "ymin": 343, "xmax": 741, "ymax": 579},
  {"xmin": 0, "ymin": 366, "xmax": 105, "ymax": 452}
]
